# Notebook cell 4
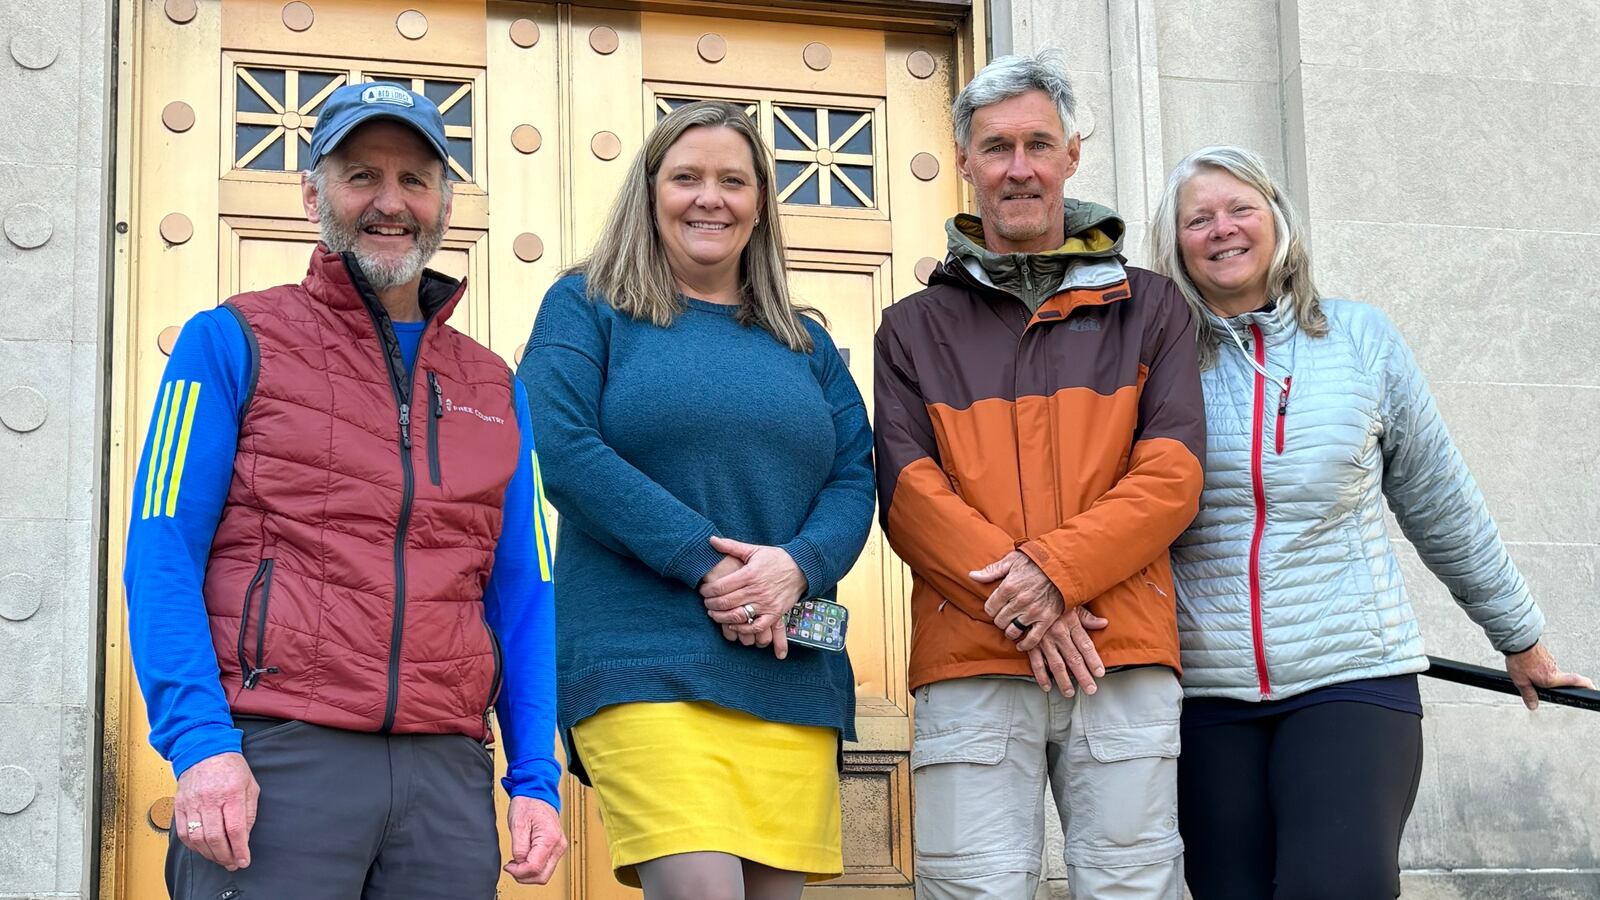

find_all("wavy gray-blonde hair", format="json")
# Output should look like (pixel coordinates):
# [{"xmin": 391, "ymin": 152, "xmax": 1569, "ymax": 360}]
[
  {"xmin": 568, "ymin": 100, "xmax": 817, "ymax": 352},
  {"xmin": 1148, "ymin": 145, "xmax": 1326, "ymax": 368}
]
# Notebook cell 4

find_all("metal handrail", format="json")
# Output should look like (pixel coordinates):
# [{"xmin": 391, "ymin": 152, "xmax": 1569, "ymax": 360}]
[{"xmin": 1424, "ymin": 656, "xmax": 1600, "ymax": 712}]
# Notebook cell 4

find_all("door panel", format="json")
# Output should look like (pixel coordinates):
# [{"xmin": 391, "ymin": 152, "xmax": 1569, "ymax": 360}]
[{"xmin": 107, "ymin": 3, "xmax": 967, "ymax": 898}]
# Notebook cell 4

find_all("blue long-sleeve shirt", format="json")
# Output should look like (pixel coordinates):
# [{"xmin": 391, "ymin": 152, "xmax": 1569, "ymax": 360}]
[
  {"xmin": 124, "ymin": 307, "xmax": 560, "ymax": 808},
  {"xmin": 517, "ymin": 274, "xmax": 876, "ymax": 782}
]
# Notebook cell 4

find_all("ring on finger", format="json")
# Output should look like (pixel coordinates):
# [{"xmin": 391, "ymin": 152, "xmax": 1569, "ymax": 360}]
[
  {"xmin": 186, "ymin": 820, "xmax": 202, "ymax": 832},
  {"xmin": 1011, "ymin": 617, "xmax": 1029, "ymax": 632},
  {"xmin": 742, "ymin": 603, "xmax": 757, "ymax": 624}
]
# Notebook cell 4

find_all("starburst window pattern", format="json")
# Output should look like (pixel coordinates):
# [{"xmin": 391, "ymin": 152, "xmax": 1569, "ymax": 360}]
[
  {"xmin": 651, "ymin": 95, "xmax": 878, "ymax": 210},
  {"xmin": 232, "ymin": 66, "xmax": 475, "ymax": 182}
]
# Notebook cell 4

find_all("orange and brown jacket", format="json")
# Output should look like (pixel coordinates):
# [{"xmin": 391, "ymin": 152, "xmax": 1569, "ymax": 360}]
[{"xmin": 875, "ymin": 202, "xmax": 1206, "ymax": 691}]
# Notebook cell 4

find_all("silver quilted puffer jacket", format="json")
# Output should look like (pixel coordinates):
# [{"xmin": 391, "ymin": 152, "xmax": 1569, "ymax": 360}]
[{"xmin": 1170, "ymin": 297, "xmax": 1544, "ymax": 700}]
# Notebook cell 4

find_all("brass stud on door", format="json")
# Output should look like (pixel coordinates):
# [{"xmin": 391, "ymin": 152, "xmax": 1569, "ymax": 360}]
[
  {"xmin": 914, "ymin": 256, "xmax": 939, "ymax": 285},
  {"xmin": 590, "ymin": 131, "xmax": 621, "ymax": 161},
  {"xmin": 510, "ymin": 18, "xmax": 540, "ymax": 48},
  {"xmin": 907, "ymin": 50, "xmax": 937, "ymax": 79},
  {"xmin": 396, "ymin": 9, "xmax": 428, "ymax": 40},
  {"xmin": 161, "ymin": 101, "xmax": 195, "ymax": 133},
  {"xmin": 803, "ymin": 42, "xmax": 832, "ymax": 71},
  {"xmin": 159, "ymin": 213, "xmax": 193, "ymax": 246},
  {"xmin": 513, "ymin": 233, "xmax": 544, "ymax": 263},
  {"xmin": 697, "ymin": 33, "xmax": 726, "ymax": 63},
  {"xmin": 589, "ymin": 26, "xmax": 619, "ymax": 55},
  {"xmin": 910, "ymin": 152, "xmax": 940, "ymax": 181},
  {"xmin": 149, "ymin": 796, "xmax": 174, "ymax": 832},
  {"xmin": 164, "ymin": 0, "xmax": 197, "ymax": 25},
  {"xmin": 514, "ymin": 343, "xmax": 527, "ymax": 365},
  {"xmin": 281, "ymin": 1, "xmax": 314, "ymax": 33},
  {"xmin": 158, "ymin": 325, "xmax": 182, "ymax": 356},
  {"xmin": 511, "ymin": 125, "xmax": 542, "ymax": 154}
]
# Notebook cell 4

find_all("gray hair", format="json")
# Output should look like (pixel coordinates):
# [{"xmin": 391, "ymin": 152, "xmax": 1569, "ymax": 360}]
[
  {"xmin": 1147, "ymin": 145, "xmax": 1326, "ymax": 368},
  {"xmin": 304, "ymin": 154, "xmax": 453, "ymax": 291},
  {"xmin": 953, "ymin": 49, "xmax": 1077, "ymax": 148}
]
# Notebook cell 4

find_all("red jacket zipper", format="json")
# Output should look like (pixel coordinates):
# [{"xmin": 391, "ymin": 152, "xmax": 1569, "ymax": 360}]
[{"xmin": 1248, "ymin": 324, "xmax": 1272, "ymax": 697}]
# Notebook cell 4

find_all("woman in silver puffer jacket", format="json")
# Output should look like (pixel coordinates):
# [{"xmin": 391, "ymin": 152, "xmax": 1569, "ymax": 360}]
[{"xmin": 1148, "ymin": 145, "xmax": 1591, "ymax": 900}]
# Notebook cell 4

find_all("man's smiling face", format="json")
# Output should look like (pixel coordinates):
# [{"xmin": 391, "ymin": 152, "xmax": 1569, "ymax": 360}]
[{"xmin": 957, "ymin": 88, "xmax": 1081, "ymax": 254}]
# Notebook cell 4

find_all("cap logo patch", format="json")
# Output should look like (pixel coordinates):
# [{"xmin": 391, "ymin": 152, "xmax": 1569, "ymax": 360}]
[{"xmin": 360, "ymin": 85, "xmax": 415, "ymax": 107}]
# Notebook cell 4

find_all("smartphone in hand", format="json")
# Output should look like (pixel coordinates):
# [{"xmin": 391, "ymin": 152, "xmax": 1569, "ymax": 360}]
[{"xmin": 783, "ymin": 599, "xmax": 848, "ymax": 652}]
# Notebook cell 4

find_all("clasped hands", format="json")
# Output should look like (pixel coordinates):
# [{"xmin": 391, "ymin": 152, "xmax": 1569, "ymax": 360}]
[
  {"xmin": 700, "ymin": 535, "xmax": 806, "ymax": 659},
  {"xmin": 972, "ymin": 550, "xmax": 1107, "ymax": 696}
]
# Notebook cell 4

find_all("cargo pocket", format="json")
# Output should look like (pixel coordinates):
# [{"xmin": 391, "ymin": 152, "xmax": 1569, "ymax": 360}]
[
  {"xmin": 911, "ymin": 679, "xmax": 1036, "ymax": 877},
  {"xmin": 1073, "ymin": 667, "xmax": 1183, "ymax": 868}
]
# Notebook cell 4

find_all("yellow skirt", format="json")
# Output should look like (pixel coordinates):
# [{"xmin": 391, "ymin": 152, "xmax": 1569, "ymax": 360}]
[{"xmin": 570, "ymin": 700, "xmax": 843, "ymax": 887}]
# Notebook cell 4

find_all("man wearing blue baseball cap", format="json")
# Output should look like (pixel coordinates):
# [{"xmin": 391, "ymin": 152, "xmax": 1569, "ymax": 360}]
[{"xmin": 124, "ymin": 82, "xmax": 567, "ymax": 898}]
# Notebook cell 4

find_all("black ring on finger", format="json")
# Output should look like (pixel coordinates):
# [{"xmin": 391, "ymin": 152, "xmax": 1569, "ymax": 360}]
[{"xmin": 1012, "ymin": 617, "xmax": 1030, "ymax": 632}]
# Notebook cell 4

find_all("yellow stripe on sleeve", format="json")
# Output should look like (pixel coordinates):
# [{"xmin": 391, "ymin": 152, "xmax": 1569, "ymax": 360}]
[
  {"xmin": 149, "ymin": 379, "xmax": 185, "ymax": 518},
  {"xmin": 164, "ymin": 381, "xmax": 203, "ymax": 517},
  {"xmin": 530, "ymin": 450, "xmax": 552, "ymax": 582},
  {"xmin": 141, "ymin": 381, "xmax": 175, "ymax": 520}
]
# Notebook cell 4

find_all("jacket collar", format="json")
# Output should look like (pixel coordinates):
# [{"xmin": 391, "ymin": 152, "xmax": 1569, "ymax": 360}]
[
  {"xmin": 301, "ymin": 243, "xmax": 467, "ymax": 327},
  {"xmin": 939, "ymin": 199, "xmax": 1126, "ymax": 312},
  {"xmin": 1203, "ymin": 295, "xmax": 1298, "ymax": 348}
]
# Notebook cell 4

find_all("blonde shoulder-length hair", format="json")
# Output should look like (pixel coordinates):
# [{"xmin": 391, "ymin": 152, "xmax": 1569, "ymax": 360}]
[
  {"xmin": 1148, "ymin": 145, "xmax": 1326, "ymax": 368},
  {"xmin": 566, "ymin": 100, "xmax": 819, "ymax": 353}
]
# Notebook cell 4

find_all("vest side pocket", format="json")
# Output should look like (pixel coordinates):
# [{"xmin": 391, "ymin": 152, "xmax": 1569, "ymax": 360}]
[{"xmin": 238, "ymin": 558, "xmax": 280, "ymax": 689}]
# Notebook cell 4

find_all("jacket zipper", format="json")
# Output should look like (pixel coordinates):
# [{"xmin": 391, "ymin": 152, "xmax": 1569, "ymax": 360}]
[
  {"xmin": 427, "ymin": 370, "xmax": 443, "ymax": 486},
  {"xmin": 237, "ymin": 558, "xmax": 280, "ymax": 689},
  {"xmin": 1275, "ymin": 376, "xmax": 1293, "ymax": 455},
  {"xmin": 1248, "ymin": 324, "xmax": 1272, "ymax": 697},
  {"xmin": 349, "ymin": 258, "xmax": 424, "ymax": 733}
]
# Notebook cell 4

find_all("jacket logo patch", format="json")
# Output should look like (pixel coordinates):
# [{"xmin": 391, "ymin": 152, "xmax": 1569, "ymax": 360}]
[
  {"xmin": 442, "ymin": 397, "xmax": 506, "ymax": 425},
  {"xmin": 1068, "ymin": 317, "xmax": 1102, "ymax": 332}
]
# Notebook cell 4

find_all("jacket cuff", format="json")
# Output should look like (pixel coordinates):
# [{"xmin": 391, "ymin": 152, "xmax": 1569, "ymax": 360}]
[
  {"xmin": 170, "ymin": 724, "xmax": 245, "ymax": 780},
  {"xmin": 1489, "ymin": 598, "xmax": 1546, "ymax": 655},
  {"xmin": 779, "ymin": 536, "xmax": 825, "ymax": 597},
  {"xmin": 1018, "ymin": 539, "xmax": 1087, "ymax": 608}
]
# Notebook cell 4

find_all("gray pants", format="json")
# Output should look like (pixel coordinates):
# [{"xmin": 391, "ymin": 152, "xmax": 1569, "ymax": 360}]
[
  {"xmin": 911, "ymin": 669, "xmax": 1184, "ymax": 899},
  {"xmin": 167, "ymin": 716, "xmax": 501, "ymax": 900}
]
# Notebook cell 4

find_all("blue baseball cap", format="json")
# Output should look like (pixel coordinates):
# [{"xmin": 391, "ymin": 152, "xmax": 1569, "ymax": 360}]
[{"xmin": 307, "ymin": 82, "xmax": 449, "ymax": 168}]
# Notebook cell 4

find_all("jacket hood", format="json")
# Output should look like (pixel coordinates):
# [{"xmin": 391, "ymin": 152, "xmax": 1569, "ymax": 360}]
[{"xmin": 944, "ymin": 199, "xmax": 1127, "ymax": 310}]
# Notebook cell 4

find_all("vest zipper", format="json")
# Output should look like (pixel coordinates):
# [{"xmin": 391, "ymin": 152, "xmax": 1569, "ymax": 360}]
[
  {"xmin": 237, "ymin": 558, "xmax": 280, "ymax": 689},
  {"xmin": 427, "ymin": 370, "xmax": 443, "ymax": 486},
  {"xmin": 349, "ymin": 260, "xmax": 421, "ymax": 734},
  {"xmin": 1247, "ymin": 324, "xmax": 1272, "ymax": 697}
]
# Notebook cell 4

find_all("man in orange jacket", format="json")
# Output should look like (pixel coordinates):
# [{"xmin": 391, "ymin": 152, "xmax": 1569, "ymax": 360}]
[{"xmin": 875, "ymin": 50, "xmax": 1204, "ymax": 898}]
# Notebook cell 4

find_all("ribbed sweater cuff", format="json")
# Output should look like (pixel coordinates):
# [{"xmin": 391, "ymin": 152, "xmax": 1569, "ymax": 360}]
[
  {"xmin": 780, "ymin": 536, "xmax": 825, "ymax": 597},
  {"xmin": 665, "ymin": 529, "xmax": 724, "ymax": 588}
]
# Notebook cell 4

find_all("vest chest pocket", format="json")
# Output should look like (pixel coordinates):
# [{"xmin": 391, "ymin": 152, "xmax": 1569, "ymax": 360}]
[
  {"xmin": 427, "ymin": 371, "xmax": 444, "ymax": 487},
  {"xmin": 237, "ymin": 558, "xmax": 279, "ymax": 689}
]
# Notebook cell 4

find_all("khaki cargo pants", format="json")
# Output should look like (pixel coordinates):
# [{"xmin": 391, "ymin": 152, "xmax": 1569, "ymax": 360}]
[{"xmin": 911, "ymin": 668, "xmax": 1184, "ymax": 899}]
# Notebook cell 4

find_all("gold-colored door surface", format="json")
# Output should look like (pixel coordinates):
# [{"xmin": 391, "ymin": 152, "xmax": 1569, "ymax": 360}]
[{"xmin": 104, "ymin": 2, "xmax": 982, "ymax": 897}]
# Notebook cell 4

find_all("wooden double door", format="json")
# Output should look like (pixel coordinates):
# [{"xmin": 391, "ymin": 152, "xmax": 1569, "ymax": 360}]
[{"xmin": 103, "ymin": 1, "xmax": 983, "ymax": 896}]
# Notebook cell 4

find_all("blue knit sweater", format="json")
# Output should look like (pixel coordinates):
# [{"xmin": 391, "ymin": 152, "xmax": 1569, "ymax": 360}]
[{"xmin": 517, "ymin": 273, "xmax": 874, "ymax": 781}]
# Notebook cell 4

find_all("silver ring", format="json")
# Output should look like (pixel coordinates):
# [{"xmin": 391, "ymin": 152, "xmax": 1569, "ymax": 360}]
[
  {"xmin": 186, "ymin": 820, "xmax": 203, "ymax": 832},
  {"xmin": 742, "ymin": 603, "xmax": 757, "ymax": 624}
]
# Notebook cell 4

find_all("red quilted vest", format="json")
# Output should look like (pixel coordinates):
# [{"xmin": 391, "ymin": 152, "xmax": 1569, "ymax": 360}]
[{"xmin": 202, "ymin": 246, "xmax": 519, "ymax": 739}]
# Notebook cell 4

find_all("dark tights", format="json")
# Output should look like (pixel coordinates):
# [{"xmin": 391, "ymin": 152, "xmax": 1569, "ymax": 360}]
[{"xmin": 1179, "ymin": 701, "xmax": 1424, "ymax": 900}]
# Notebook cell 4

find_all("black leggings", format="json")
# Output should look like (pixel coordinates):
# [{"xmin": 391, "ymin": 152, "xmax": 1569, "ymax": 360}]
[{"xmin": 1178, "ymin": 701, "xmax": 1424, "ymax": 900}]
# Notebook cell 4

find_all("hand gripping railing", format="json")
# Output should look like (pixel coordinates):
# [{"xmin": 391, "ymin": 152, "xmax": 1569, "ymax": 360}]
[{"xmin": 1424, "ymin": 656, "xmax": 1600, "ymax": 712}]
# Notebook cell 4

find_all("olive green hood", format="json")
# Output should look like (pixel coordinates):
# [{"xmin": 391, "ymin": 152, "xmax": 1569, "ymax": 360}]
[{"xmin": 945, "ymin": 198, "xmax": 1126, "ymax": 311}]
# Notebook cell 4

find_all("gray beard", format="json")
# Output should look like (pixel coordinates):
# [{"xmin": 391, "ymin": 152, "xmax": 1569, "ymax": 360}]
[{"xmin": 317, "ymin": 192, "xmax": 447, "ymax": 292}]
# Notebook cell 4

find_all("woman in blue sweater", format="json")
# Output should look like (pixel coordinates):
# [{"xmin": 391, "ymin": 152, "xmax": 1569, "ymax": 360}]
[{"xmin": 516, "ymin": 101, "xmax": 874, "ymax": 899}]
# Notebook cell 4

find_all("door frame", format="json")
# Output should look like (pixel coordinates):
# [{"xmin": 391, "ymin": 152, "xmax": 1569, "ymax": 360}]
[{"xmin": 97, "ymin": 2, "xmax": 990, "ymax": 898}]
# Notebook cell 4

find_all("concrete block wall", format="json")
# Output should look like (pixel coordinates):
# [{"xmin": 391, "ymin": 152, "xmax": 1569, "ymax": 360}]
[
  {"xmin": 0, "ymin": 0, "xmax": 111, "ymax": 897},
  {"xmin": 1013, "ymin": 0, "xmax": 1600, "ymax": 895}
]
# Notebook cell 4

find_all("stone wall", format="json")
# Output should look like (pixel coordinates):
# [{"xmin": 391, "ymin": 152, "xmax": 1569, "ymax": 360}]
[
  {"xmin": 1013, "ymin": 0, "xmax": 1600, "ymax": 896},
  {"xmin": 0, "ymin": 0, "xmax": 112, "ymax": 897}
]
